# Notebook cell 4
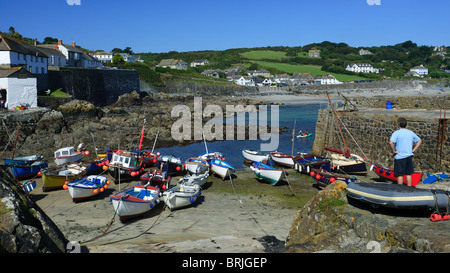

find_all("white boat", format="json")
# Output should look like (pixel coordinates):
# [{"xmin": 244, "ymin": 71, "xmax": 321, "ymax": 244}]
[
  {"xmin": 210, "ymin": 158, "xmax": 235, "ymax": 180},
  {"xmin": 54, "ymin": 147, "xmax": 83, "ymax": 165},
  {"xmin": 179, "ymin": 171, "xmax": 209, "ymax": 187},
  {"xmin": 110, "ymin": 185, "xmax": 160, "ymax": 221},
  {"xmin": 250, "ymin": 162, "xmax": 284, "ymax": 186},
  {"xmin": 199, "ymin": 151, "xmax": 224, "ymax": 164},
  {"xmin": 242, "ymin": 149, "xmax": 269, "ymax": 162},
  {"xmin": 66, "ymin": 175, "xmax": 110, "ymax": 202},
  {"xmin": 270, "ymin": 152, "xmax": 294, "ymax": 168},
  {"xmin": 162, "ymin": 183, "xmax": 201, "ymax": 211},
  {"xmin": 184, "ymin": 157, "xmax": 209, "ymax": 174},
  {"xmin": 326, "ymin": 151, "xmax": 367, "ymax": 175}
]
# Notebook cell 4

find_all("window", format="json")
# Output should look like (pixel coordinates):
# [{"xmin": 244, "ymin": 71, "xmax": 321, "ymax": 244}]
[{"xmin": 41, "ymin": 67, "xmax": 44, "ymax": 74}]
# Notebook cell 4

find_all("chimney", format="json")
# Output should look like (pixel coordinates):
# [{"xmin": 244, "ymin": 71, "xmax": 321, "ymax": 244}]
[
  {"xmin": 72, "ymin": 41, "xmax": 76, "ymax": 47},
  {"xmin": 55, "ymin": 44, "xmax": 59, "ymax": 50},
  {"xmin": 58, "ymin": 40, "xmax": 62, "ymax": 45}
]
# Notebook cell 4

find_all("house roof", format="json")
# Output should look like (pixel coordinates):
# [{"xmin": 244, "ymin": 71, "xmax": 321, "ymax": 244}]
[
  {"xmin": 36, "ymin": 44, "xmax": 66, "ymax": 57},
  {"xmin": 0, "ymin": 67, "xmax": 37, "ymax": 78},
  {"xmin": 348, "ymin": 63, "xmax": 373, "ymax": 67},
  {"xmin": 0, "ymin": 34, "xmax": 47, "ymax": 58}
]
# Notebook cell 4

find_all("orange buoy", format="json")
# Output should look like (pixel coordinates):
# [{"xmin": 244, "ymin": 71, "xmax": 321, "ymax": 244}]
[{"xmin": 63, "ymin": 184, "xmax": 69, "ymax": 190}]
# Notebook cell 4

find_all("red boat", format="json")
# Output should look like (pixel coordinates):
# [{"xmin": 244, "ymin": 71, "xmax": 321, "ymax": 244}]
[{"xmin": 370, "ymin": 164, "xmax": 422, "ymax": 187}]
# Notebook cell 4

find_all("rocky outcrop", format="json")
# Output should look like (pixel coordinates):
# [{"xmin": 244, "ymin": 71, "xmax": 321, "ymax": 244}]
[
  {"xmin": 286, "ymin": 181, "xmax": 450, "ymax": 253},
  {"xmin": 0, "ymin": 168, "xmax": 68, "ymax": 252}
]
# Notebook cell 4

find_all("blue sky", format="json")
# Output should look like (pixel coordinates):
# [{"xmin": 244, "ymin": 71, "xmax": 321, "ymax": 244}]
[{"xmin": 1, "ymin": 0, "xmax": 448, "ymax": 53}]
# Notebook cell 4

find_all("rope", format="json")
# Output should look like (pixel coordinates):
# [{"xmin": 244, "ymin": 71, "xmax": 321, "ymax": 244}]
[{"xmin": 282, "ymin": 170, "xmax": 301, "ymax": 200}]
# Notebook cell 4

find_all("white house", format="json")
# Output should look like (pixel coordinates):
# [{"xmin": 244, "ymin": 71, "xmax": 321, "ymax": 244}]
[
  {"xmin": 0, "ymin": 67, "xmax": 37, "ymax": 109},
  {"xmin": 36, "ymin": 44, "xmax": 67, "ymax": 67},
  {"xmin": 359, "ymin": 49, "xmax": 373, "ymax": 55},
  {"xmin": 314, "ymin": 74, "xmax": 342, "ymax": 85},
  {"xmin": 157, "ymin": 59, "xmax": 188, "ymax": 70},
  {"xmin": 0, "ymin": 34, "xmax": 48, "ymax": 75},
  {"xmin": 82, "ymin": 53, "xmax": 104, "ymax": 69},
  {"xmin": 56, "ymin": 40, "xmax": 84, "ymax": 67},
  {"xmin": 346, "ymin": 63, "xmax": 376, "ymax": 73},
  {"xmin": 246, "ymin": 69, "xmax": 270, "ymax": 77},
  {"xmin": 410, "ymin": 65, "xmax": 428, "ymax": 76},
  {"xmin": 118, "ymin": 53, "xmax": 135, "ymax": 62},
  {"xmin": 93, "ymin": 52, "xmax": 113, "ymax": 63},
  {"xmin": 234, "ymin": 76, "xmax": 254, "ymax": 86},
  {"xmin": 191, "ymin": 59, "xmax": 209, "ymax": 67}
]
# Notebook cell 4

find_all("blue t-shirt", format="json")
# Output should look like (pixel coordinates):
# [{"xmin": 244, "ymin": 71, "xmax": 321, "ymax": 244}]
[{"xmin": 390, "ymin": 128, "xmax": 420, "ymax": 160}]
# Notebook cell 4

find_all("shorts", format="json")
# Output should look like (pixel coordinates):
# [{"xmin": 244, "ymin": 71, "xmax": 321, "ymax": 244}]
[{"xmin": 394, "ymin": 156, "xmax": 414, "ymax": 176}]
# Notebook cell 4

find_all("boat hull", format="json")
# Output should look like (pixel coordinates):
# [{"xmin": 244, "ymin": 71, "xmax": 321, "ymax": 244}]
[
  {"xmin": 270, "ymin": 152, "xmax": 294, "ymax": 168},
  {"xmin": 41, "ymin": 164, "xmax": 87, "ymax": 191},
  {"xmin": 140, "ymin": 170, "xmax": 171, "ymax": 191},
  {"xmin": 184, "ymin": 158, "xmax": 209, "ymax": 174},
  {"xmin": 4, "ymin": 155, "xmax": 43, "ymax": 165},
  {"xmin": 328, "ymin": 153, "xmax": 367, "ymax": 175},
  {"xmin": 250, "ymin": 162, "xmax": 284, "ymax": 186},
  {"xmin": 371, "ymin": 164, "xmax": 422, "ymax": 187},
  {"xmin": 10, "ymin": 160, "xmax": 48, "ymax": 180},
  {"xmin": 67, "ymin": 175, "xmax": 109, "ymax": 201},
  {"xmin": 294, "ymin": 154, "xmax": 331, "ymax": 174},
  {"xmin": 108, "ymin": 165, "xmax": 141, "ymax": 183},
  {"xmin": 54, "ymin": 153, "xmax": 83, "ymax": 166},
  {"xmin": 242, "ymin": 150, "xmax": 269, "ymax": 162},
  {"xmin": 179, "ymin": 172, "xmax": 209, "ymax": 187},
  {"xmin": 347, "ymin": 182, "xmax": 450, "ymax": 210},
  {"xmin": 311, "ymin": 169, "xmax": 357, "ymax": 189},
  {"xmin": 110, "ymin": 185, "xmax": 160, "ymax": 221},
  {"xmin": 163, "ymin": 184, "xmax": 201, "ymax": 211},
  {"xmin": 211, "ymin": 159, "xmax": 234, "ymax": 180}
]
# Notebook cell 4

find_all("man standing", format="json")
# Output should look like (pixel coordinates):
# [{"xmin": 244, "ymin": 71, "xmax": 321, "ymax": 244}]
[{"xmin": 389, "ymin": 117, "xmax": 422, "ymax": 186}]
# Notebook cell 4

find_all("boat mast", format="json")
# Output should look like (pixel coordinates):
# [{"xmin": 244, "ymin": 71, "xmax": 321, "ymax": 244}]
[
  {"xmin": 327, "ymin": 92, "xmax": 350, "ymax": 158},
  {"xmin": 291, "ymin": 119, "xmax": 296, "ymax": 156},
  {"xmin": 138, "ymin": 119, "xmax": 146, "ymax": 151}
]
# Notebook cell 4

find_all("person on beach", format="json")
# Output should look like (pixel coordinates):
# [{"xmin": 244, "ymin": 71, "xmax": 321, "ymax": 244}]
[{"xmin": 389, "ymin": 117, "xmax": 422, "ymax": 186}]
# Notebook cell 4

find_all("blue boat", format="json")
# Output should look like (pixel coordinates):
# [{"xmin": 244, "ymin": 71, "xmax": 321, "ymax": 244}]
[
  {"xmin": 9, "ymin": 160, "xmax": 48, "ymax": 180},
  {"xmin": 210, "ymin": 158, "xmax": 234, "ymax": 180},
  {"xmin": 250, "ymin": 161, "xmax": 284, "ymax": 186},
  {"xmin": 293, "ymin": 153, "xmax": 331, "ymax": 174},
  {"xmin": 4, "ymin": 154, "xmax": 43, "ymax": 165}
]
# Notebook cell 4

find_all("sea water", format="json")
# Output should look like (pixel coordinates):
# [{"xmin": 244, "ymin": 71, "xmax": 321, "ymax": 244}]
[{"xmin": 155, "ymin": 104, "xmax": 323, "ymax": 170}]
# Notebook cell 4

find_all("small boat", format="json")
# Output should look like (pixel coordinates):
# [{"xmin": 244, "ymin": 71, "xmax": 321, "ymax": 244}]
[
  {"xmin": 110, "ymin": 185, "xmax": 160, "ymax": 221},
  {"xmin": 179, "ymin": 171, "xmax": 209, "ymax": 187},
  {"xmin": 242, "ymin": 149, "xmax": 269, "ymax": 163},
  {"xmin": 370, "ymin": 164, "xmax": 422, "ymax": 187},
  {"xmin": 20, "ymin": 180, "xmax": 37, "ymax": 193},
  {"xmin": 140, "ymin": 169, "xmax": 171, "ymax": 191},
  {"xmin": 41, "ymin": 163, "xmax": 87, "ymax": 192},
  {"xmin": 270, "ymin": 152, "xmax": 294, "ymax": 168},
  {"xmin": 210, "ymin": 158, "xmax": 235, "ymax": 180},
  {"xmin": 423, "ymin": 173, "xmax": 450, "ymax": 184},
  {"xmin": 250, "ymin": 161, "xmax": 284, "ymax": 186},
  {"xmin": 184, "ymin": 157, "xmax": 209, "ymax": 174},
  {"xmin": 296, "ymin": 133, "xmax": 312, "ymax": 138},
  {"xmin": 9, "ymin": 160, "xmax": 48, "ymax": 180},
  {"xmin": 107, "ymin": 150, "xmax": 144, "ymax": 183},
  {"xmin": 4, "ymin": 154, "xmax": 43, "ymax": 165},
  {"xmin": 155, "ymin": 155, "xmax": 183, "ymax": 175},
  {"xmin": 54, "ymin": 147, "xmax": 83, "ymax": 166},
  {"xmin": 199, "ymin": 151, "xmax": 225, "ymax": 165},
  {"xmin": 310, "ymin": 169, "xmax": 358, "ymax": 189},
  {"xmin": 65, "ymin": 175, "xmax": 110, "ymax": 202},
  {"xmin": 293, "ymin": 153, "xmax": 330, "ymax": 174},
  {"xmin": 162, "ymin": 183, "xmax": 201, "ymax": 211},
  {"xmin": 136, "ymin": 149, "xmax": 157, "ymax": 168},
  {"xmin": 347, "ymin": 182, "xmax": 450, "ymax": 210},
  {"xmin": 325, "ymin": 148, "xmax": 367, "ymax": 175},
  {"xmin": 84, "ymin": 157, "xmax": 109, "ymax": 175}
]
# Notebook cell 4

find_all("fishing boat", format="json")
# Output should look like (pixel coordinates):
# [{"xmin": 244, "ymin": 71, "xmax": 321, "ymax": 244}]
[
  {"xmin": 162, "ymin": 183, "xmax": 201, "ymax": 211},
  {"xmin": 199, "ymin": 151, "xmax": 225, "ymax": 165},
  {"xmin": 9, "ymin": 160, "xmax": 48, "ymax": 180},
  {"xmin": 155, "ymin": 155, "xmax": 183, "ymax": 175},
  {"xmin": 140, "ymin": 169, "xmax": 171, "ymax": 191},
  {"xmin": 293, "ymin": 153, "xmax": 331, "ymax": 174},
  {"xmin": 310, "ymin": 169, "xmax": 358, "ymax": 189},
  {"xmin": 370, "ymin": 164, "xmax": 422, "ymax": 187},
  {"xmin": 107, "ymin": 150, "xmax": 144, "ymax": 183},
  {"xmin": 54, "ymin": 147, "xmax": 84, "ymax": 165},
  {"xmin": 179, "ymin": 171, "xmax": 209, "ymax": 187},
  {"xmin": 242, "ymin": 149, "xmax": 269, "ymax": 163},
  {"xmin": 41, "ymin": 163, "xmax": 87, "ymax": 192},
  {"xmin": 20, "ymin": 180, "xmax": 37, "ymax": 193},
  {"xmin": 250, "ymin": 161, "xmax": 284, "ymax": 186},
  {"xmin": 84, "ymin": 157, "xmax": 109, "ymax": 175},
  {"xmin": 184, "ymin": 157, "xmax": 209, "ymax": 174},
  {"xmin": 347, "ymin": 182, "xmax": 450, "ymax": 211},
  {"xmin": 270, "ymin": 152, "xmax": 295, "ymax": 168},
  {"xmin": 423, "ymin": 173, "xmax": 450, "ymax": 184},
  {"xmin": 65, "ymin": 175, "xmax": 110, "ymax": 202},
  {"xmin": 137, "ymin": 150, "xmax": 157, "ymax": 168},
  {"xmin": 110, "ymin": 185, "xmax": 160, "ymax": 221},
  {"xmin": 325, "ymin": 148, "xmax": 368, "ymax": 175},
  {"xmin": 210, "ymin": 158, "xmax": 235, "ymax": 180},
  {"xmin": 4, "ymin": 154, "xmax": 43, "ymax": 165}
]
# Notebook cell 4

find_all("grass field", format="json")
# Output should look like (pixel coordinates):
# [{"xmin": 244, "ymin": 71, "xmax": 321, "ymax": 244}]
[{"xmin": 240, "ymin": 50, "xmax": 287, "ymax": 60}]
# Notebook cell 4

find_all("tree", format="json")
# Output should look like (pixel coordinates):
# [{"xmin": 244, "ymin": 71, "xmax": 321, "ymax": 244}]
[
  {"xmin": 43, "ymin": 37, "xmax": 58, "ymax": 44},
  {"xmin": 112, "ymin": 53, "xmax": 125, "ymax": 64}
]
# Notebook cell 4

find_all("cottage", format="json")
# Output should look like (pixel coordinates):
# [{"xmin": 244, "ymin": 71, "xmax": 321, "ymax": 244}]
[
  {"xmin": 36, "ymin": 44, "xmax": 67, "ymax": 67},
  {"xmin": 346, "ymin": 63, "xmax": 376, "ymax": 73},
  {"xmin": 55, "ymin": 40, "xmax": 85, "ymax": 67},
  {"xmin": 314, "ymin": 74, "xmax": 342, "ymax": 85},
  {"xmin": 359, "ymin": 49, "xmax": 373, "ymax": 55},
  {"xmin": 0, "ymin": 67, "xmax": 37, "ymax": 110},
  {"xmin": 157, "ymin": 59, "xmax": 187, "ymax": 70},
  {"xmin": 308, "ymin": 49, "xmax": 321, "ymax": 58},
  {"xmin": 290, "ymin": 73, "xmax": 315, "ymax": 85},
  {"xmin": 246, "ymin": 69, "xmax": 270, "ymax": 77},
  {"xmin": 118, "ymin": 53, "xmax": 135, "ymax": 63},
  {"xmin": 81, "ymin": 53, "xmax": 104, "ymax": 69},
  {"xmin": 201, "ymin": 69, "xmax": 220, "ymax": 78},
  {"xmin": 234, "ymin": 76, "xmax": 253, "ymax": 86},
  {"xmin": 410, "ymin": 65, "xmax": 428, "ymax": 76},
  {"xmin": 190, "ymin": 59, "xmax": 209, "ymax": 67},
  {"xmin": 94, "ymin": 52, "xmax": 113, "ymax": 63}
]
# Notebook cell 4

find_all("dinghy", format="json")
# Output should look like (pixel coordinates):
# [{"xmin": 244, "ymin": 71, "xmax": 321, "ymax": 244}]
[
  {"xmin": 140, "ymin": 169, "xmax": 171, "ymax": 191},
  {"xmin": 210, "ymin": 158, "xmax": 235, "ymax": 180},
  {"xmin": 296, "ymin": 132, "xmax": 312, "ymax": 138},
  {"xmin": 54, "ymin": 147, "xmax": 84, "ymax": 165},
  {"xmin": 162, "ymin": 183, "xmax": 201, "ymax": 211},
  {"xmin": 156, "ymin": 155, "xmax": 183, "ymax": 175},
  {"xmin": 41, "ymin": 163, "xmax": 87, "ymax": 192},
  {"xmin": 370, "ymin": 164, "xmax": 422, "ymax": 187},
  {"xmin": 199, "ymin": 151, "xmax": 225, "ymax": 165},
  {"xmin": 4, "ymin": 154, "xmax": 43, "ymax": 165},
  {"xmin": 110, "ymin": 185, "xmax": 160, "ymax": 221},
  {"xmin": 250, "ymin": 161, "xmax": 284, "ymax": 186},
  {"xmin": 347, "ymin": 182, "xmax": 450, "ymax": 210},
  {"xmin": 294, "ymin": 153, "xmax": 330, "ymax": 174},
  {"xmin": 423, "ymin": 173, "xmax": 450, "ymax": 184},
  {"xmin": 65, "ymin": 175, "xmax": 110, "ymax": 202},
  {"xmin": 242, "ymin": 149, "xmax": 269, "ymax": 163},
  {"xmin": 9, "ymin": 160, "xmax": 48, "ymax": 180},
  {"xmin": 270, "ymin": 152, "xmax": 294, "ymax": 168},
  {"xmin": 325, "ymin": 149, "xmax": 368, "ymax": 175},
  {"xmin": 310, "ymin": 169, "xmax": 358, "ymax": 189},
  {"xmin": 184, "ymin": 157, "xmax": 209, "ymax": 174},
  {"xmin": 179, "ymin": 171, "xmax": 209, "ymax": 187}
]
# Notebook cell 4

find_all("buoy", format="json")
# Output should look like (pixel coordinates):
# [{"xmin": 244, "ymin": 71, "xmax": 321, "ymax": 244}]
[
  {"xmin": 153, "ymin": 158, "xmax": 157, "ymax": 163},
  {"xmin": 63, "ymin": 184, "xmax": 68, "ymax": 190},
  {"xmin": 310, "ymin": 171, "xmax": 315, "ymax": 177},
  {"xmin": 99, "ymin": 187, "xmax": 104, "ymax": 192},
  {"xmin": 93, "ymin": 189, "xmax": 98, "ymax": 194},
  {"xmin": 222, "ymin": 157, "xmax": 225, "ymax": 161},
  {"xmin": 37, "ymin": 171, "xmax": 42, "ymax": 177},
  {"xmin": 65, "ymin": 181, "xmax": 69, "ymax": 185},
  {"xmin": 330, "ymin": 177, "xmax": 335, "ymax": 183},
  {"xmin": 130, "ymin": 171, "xmax": 136, "ymax": 177},
  {"xmin": 443, "ymin": 214, "xmax": 450, "ymax": 221},
  {"xmin": 102, "ymin": 165, "xmax": 108, "ymax": 171},
  {"xmin": 162, "ymin": 184, "xmax": 166, "ymax": 190},
  {"xmin": 103, "ymin": 184, "xmax": 108, "ymax": 189},
  {"xmin": 106, "ymin": 180, "xmax": 111, "ymax": 185},
  {"xmin": 190, "ymin": 197, "xmax": 194, "ymax": 203},
  {"xmin": 156, "ymin": 152, "xmax": 160, "ymax": 157},
  {"xmin": 315, "ymin": 174, "xmax": 321, "ymax": 180},
  {"xmin": 431, "ymin": 213, "xmax": 442, "ymax": 222},
  {"xmin": 176, "ymin": 166, "xmax": 181, "ymax": 171},
  {"xmin": 85, "ymin": 151, "xmax": 90, "ymax": 156}
]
